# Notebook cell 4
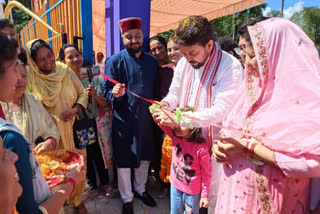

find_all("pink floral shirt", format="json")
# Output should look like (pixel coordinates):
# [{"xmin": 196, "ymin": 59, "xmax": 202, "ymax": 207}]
[{"xmin": 160, "ymin": 125, "xmax": 212, "ymax": 198}]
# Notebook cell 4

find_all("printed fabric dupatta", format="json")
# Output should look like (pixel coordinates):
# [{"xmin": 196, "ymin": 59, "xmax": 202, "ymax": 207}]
[
  {"xmin": 220, "ymin": 18, "xmax": 320, "ymax": 214},
  {"xmin": 178, "ymin": 43, "xmax": 222, "ymax": 148}
]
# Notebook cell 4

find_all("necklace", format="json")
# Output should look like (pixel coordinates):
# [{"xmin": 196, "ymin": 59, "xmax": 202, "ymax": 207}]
[{"xmin": 7, "ymin": 98, "xmax": 23, "ymax": 112}]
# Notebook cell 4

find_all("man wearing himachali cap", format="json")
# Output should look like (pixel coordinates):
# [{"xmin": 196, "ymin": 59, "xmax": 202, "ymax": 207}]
[{"xmin": 103, "ymin": 17, "xmax": 158, "ymax": 214}]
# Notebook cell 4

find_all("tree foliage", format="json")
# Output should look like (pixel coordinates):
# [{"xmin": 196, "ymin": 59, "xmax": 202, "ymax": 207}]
[
  {"xmin": 4, "ymin": 0, "xmax": 31, "ymax": 32},
  {"xmin": 290, "ymin": 7, "xmax": 320, "ymax": 52},
  {"xmin": 265, "ymin": 9, "xmax": 281, "ymax": 18},
  {"xmin": 158, "ymin": 29, "xmax": 174, "ymax": 41},
  {"xmin": 211, "ymin": 3, "xmax": 267, "ymax": 40}
]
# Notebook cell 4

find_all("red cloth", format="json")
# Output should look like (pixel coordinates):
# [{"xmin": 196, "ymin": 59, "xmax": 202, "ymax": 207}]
[
  {"xmin": 118, "ymin": 17, "xmax": 142, "ymax": 33},
  {"xmin": 0, "ymin": 105, "xmax": 6, "ymax": 120}
]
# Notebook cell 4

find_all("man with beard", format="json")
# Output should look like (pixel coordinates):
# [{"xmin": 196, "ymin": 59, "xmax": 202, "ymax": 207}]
[
  {"xmin": 103, "ymin": 17, "xmax": 158, "ymax": 214},
  {"xmin": 152, "ymin": 16, "xmax": 243, "ymax": 213}
]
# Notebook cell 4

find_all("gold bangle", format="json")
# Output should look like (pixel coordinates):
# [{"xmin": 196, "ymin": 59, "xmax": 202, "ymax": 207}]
[{"xmin": 38, "ymin": 205, "xmax": 48, "ymax": 214}]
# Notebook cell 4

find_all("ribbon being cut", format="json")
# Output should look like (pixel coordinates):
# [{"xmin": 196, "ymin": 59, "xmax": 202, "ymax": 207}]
[
  {"xmin": 100, "ymin": 72, "xmax": 158, "ymax": 105},
  {"xmin": 100, "ymin": 72, "xmax": 249, "ymax": 139}
]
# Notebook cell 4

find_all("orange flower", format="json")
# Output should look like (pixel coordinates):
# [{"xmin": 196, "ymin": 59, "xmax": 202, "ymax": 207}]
[{"xmin": 159, "ymin": 135, "xmax": 173, "ymax": 183}]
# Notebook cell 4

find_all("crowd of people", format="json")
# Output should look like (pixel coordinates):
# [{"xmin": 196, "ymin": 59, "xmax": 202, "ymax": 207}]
[{"xmin": 0, "ymin": 11, "xmax": 319, "ymax": 214}]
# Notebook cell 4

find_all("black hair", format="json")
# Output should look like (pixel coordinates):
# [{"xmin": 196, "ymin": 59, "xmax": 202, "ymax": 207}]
[
  {"xmin": 185, "ymin": 128, "xmax": 203, "ymax": 143},
  {"xmin": 0, "ymin": 32, "xmax": 19, "ymax": 74},
  {"xmin": 217, "ymin": 36, "xmax": 239, "ymax": 58},
  {"xmin": 97, "ymin": 52, "xmax": 104, "ymax": 57},
  {"xmin": 173, "ymin": 107, "xmax": 204, "ymax": 143},
  {"xmin": 0, "ymin": 18, "xmax": 14, "ymax": 31},
  {"xmin": 175, "ymin": 16, "xmax": 214, "ymax": 46},
  {"xmin": 30, "ymin": 39, "xmax": 53, "ymax": 63},
  {"xmin": 58, "ymin": 44, "xmax": 81, "ymax": 61},
  {"xmin": 237, "ymin": 17, "xmax": 269, "ymax": 44},
  {"xmin": 18, "ymin": 48, "xmax": 28, "ymax": 66},
  {"xmin": 147, "ymin": 35, "xmax": 168, "ymax": 53}
]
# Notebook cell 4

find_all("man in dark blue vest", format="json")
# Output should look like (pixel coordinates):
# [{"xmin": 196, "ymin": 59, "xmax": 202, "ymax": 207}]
[{"xmin": 103, "ymin": 17, "xmax": 158, "ymax": 214}]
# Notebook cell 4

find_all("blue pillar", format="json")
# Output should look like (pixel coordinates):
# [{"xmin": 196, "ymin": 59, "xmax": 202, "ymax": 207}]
[
  {"xmin": 80, "ymin": 0, "xmax": 93, "ymax": 65},
  {"xmin": 46, "ymin": 2, "xmax": 52, "ymax": 48},
  {"xmin": 27, "ymin": 28, "xmax": 30, "ymax": 41},
  {"xmin": 33, "ymin": 19, "xmax": 37, "ymax": 39},
  {"xmin": 105, "ymin": 0, "xmax": 151, "ymax": 57}
]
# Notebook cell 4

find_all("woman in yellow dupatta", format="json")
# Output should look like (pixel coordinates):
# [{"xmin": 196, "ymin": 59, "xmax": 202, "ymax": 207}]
[{"xmin": 25, "ymin": 39, "xmax": 88, "ymax": 214}]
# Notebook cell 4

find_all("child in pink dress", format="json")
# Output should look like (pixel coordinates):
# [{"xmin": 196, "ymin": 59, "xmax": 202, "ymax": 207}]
[{"xmin": 159, "ymin": 122, "xmax": 212, "ymax": 214}]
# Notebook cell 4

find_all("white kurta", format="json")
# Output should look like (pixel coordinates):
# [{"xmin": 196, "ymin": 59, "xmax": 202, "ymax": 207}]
[
  {"xmin": 163, "ymin": 51, "xmax": 243, "ymax": 128},
  {"xmin": 162, "ymin": 51, "xmax": 243, "ymax": 213}
]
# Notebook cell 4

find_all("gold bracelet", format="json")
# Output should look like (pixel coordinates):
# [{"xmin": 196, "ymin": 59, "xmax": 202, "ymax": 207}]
[{"xmin": 38, "ymin": 205, "xmax": 48, "ymax": 214}]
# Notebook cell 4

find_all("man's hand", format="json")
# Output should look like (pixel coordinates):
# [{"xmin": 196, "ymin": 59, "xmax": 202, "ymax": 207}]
[
  {"xmin": 155, "ymin": 101, "xmax": 169, "ymax": 108},
  {"xmin": 112, "ymin": 83, "xmax": 125, "ymax": 98},
  {"xmin": 150, "ymin": 108, "xmax": 179, "ymax": 128}
]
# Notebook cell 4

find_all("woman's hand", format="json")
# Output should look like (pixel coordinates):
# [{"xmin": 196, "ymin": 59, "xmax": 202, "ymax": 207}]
[
  {"xmin": 61, "ymin": 107, "xmax": 78, "ymax": 122},
  {"xmin": 199, "ymin": 198, "xmax": 209, "ymax": 208},
  {"xmin": 86, "ymin": 84, "xmax": 97, "ymax": 97},
  {"xmin": 33, "ymin": 138, "xmax": 55, "ymax": 154},
  {"xmin": 112, "ymin": 83, "xmax": 125, "ymax": 98},
  {"xmin": 221, "ymin": 137, "xmax": 246, "ymax": 157},
  {"xmin": 212, "ymin": 138, "xmax": 246, "ymax": 163},
  {"xmin": 212, "ymin": 140, "xmax": 228, "ymax": 163},
  {"xmin": 66, "ymin": 156, "xmax": 86, "ymax": 187},
  {"xmin": 151, "ymin": 108, "xmax": 179, "ymax": 128}
]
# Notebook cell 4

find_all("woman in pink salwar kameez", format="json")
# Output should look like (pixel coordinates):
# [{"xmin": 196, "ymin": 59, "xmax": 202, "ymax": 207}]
[{"xmin": 213, "ymin": 17, "xmax": 320, "ymax": 214}]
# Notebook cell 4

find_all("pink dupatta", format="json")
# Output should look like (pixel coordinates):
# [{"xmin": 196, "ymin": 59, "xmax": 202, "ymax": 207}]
[{"xmin": 222, "ymin": 17, "xmax": 320, "ymax": 157}]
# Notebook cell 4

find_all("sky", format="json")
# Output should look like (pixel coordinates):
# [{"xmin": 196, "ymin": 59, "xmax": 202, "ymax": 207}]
[{"xmin": 263, "ymin": 0, "xmax": 320, "ymax": 18}]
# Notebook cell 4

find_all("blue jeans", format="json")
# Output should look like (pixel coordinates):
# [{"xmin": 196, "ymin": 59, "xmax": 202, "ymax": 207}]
[{"xmin": 170, "ymin": 185, "xmax": 201, "ymax": 214}]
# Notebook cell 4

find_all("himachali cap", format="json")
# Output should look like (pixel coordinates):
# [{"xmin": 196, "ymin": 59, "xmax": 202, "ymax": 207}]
[{"xmin": 118, "ymin": 17, "xmax": 142, "ymax": 33}]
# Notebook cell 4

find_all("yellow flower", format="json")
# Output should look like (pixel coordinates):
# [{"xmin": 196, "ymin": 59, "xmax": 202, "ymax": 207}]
[{"xmin": 159, "ymin": 135, "xmax": 173, "ymax": 183}]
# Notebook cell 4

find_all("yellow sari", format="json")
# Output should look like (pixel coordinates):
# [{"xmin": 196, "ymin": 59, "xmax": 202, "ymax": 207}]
[{"xmin": 26, "ymin": 40, "xmax": 88, "ymax": 207}]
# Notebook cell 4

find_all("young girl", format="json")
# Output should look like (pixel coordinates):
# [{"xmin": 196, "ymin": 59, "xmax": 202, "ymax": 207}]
[{"xmin": 151, "ymin": 107, "xmax": 212, "ymax": 214}]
